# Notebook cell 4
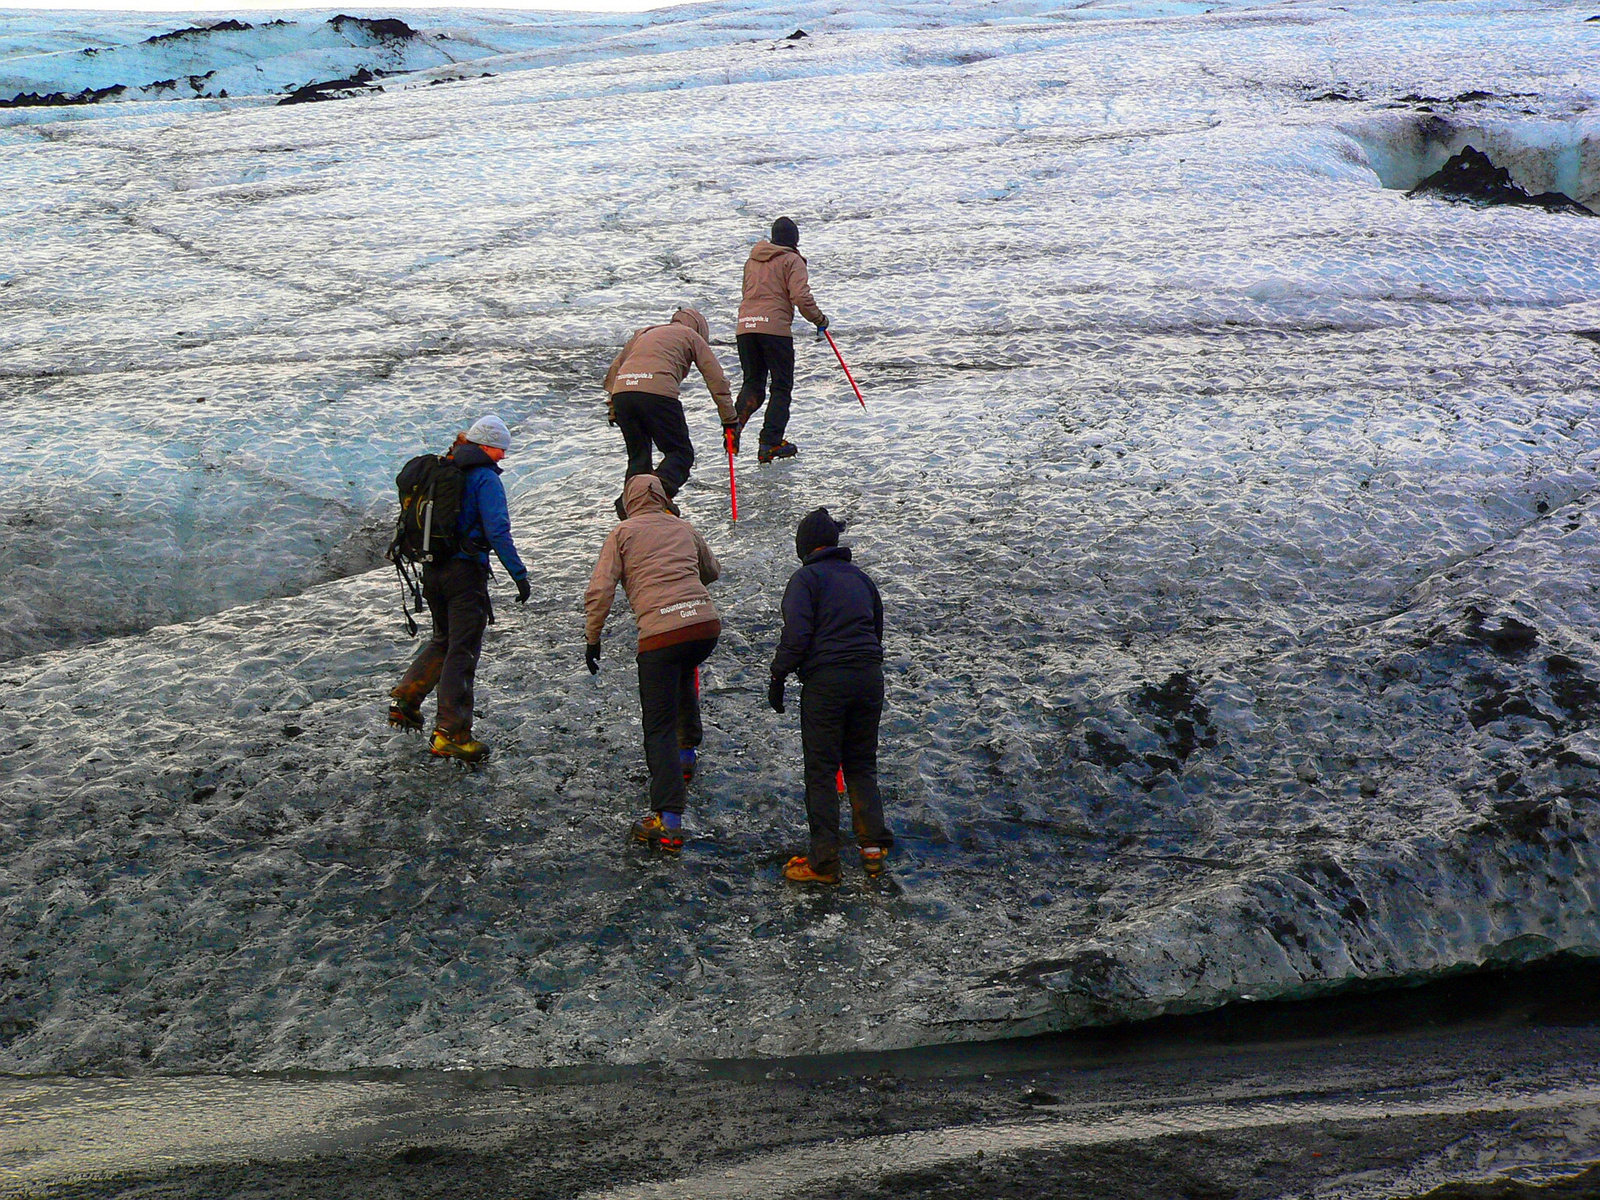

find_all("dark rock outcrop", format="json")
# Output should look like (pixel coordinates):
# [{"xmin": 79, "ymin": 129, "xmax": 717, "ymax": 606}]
[
  {"xmin": 144, "ymin": 20, "xmax": 253, "ymax": 45},
  {"xmin": 1406, "ymin": 145, "xmax": 1594, "ymax": 215},
  {"xmin": 277, "ymin": 67, "xmax": 383, "ymax": 106}
]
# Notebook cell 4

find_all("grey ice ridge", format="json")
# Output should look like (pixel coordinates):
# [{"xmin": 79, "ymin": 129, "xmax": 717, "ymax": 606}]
[{"xmin": 0, "ymin": 0, "xmax": 1598, "ymax": 1080}]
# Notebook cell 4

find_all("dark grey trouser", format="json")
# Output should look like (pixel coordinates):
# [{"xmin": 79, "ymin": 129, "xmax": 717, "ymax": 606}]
[
  {"xmin": 613, "ymin": 391, "xmax": 695, "ymax": 496},
  {"xmin": 392, "ymin": 558, "xmax": 491, "ymax": 736},
  {"xmin": 637, "ymin": 636, "xmax": 717, "ymax": 814},
  {"xmin": 735, "ymin": 333, "xmax": 796, "ymax": 448},
  {"xmin": 800, "ymin": 663, "xmax": 893, "ymax": 871}
]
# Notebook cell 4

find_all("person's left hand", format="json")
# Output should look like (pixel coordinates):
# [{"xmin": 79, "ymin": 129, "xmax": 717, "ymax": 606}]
[
  {"xmin": 514, "ymin": 575, "xmax": 531, "ymax": 604},
  {"xmin": 586, "ymin": 642, "xmax": 602, "ymax": 674},
  {"xmin": 767, "ymin": 677, "xmax": 785, "ymax": 714}
]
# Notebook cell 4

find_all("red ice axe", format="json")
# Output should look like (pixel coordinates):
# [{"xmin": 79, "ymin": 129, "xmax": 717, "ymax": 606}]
[
  {"xmin": 821, "ymin": 329, "xmax": 866, "ymax": 409},
  {"xmin": 725, "ymin": 427, "xmax": 739, "ymax": 522}
]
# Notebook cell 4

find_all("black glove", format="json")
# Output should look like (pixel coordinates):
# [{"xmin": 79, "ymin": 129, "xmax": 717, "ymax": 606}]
[
  {"xmin": 586, "ymin": 642, "xmax": 601, "ymax": 675},
  {"xmin": 723, "ymin": 422, "xmax": 740, "ymax": 456},
  {"xmin": 606, "ymin": 396, "xmax": 617, "ymax": 427},
  {"xmin": 768, "ymin": 677, "xmax": 785, "ymax": 714},
  {"xmin": 514, "ymin": 575, "xmax": 531, "ymax": 604}
]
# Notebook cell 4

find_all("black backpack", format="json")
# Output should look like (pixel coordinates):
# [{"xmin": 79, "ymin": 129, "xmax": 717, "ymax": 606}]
[
  {"xmin": 386, "ymin": 452, "xmax": 467, "ymax": 636},
  {"xmin": 390, "ymin": 453, "xmax": 466, "ymax": 564}
]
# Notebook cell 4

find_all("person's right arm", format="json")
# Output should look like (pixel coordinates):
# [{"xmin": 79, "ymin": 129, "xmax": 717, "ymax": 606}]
[
  {"xmin": 584, "ymin": 530, "xmax": 624, "ymax": 644},
  {"xmin": 770, "ymin": 568, "xmax": 816, "ymax": 682}
]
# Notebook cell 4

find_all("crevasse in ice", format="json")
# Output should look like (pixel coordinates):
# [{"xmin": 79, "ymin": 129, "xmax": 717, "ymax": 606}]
[{"xmin": 1, "ymin": 0, "xmax": 1599, "ymax": 1073}]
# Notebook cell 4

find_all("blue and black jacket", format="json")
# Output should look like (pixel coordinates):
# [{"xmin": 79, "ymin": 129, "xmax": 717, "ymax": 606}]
[{"xmin": 452, "ymin": 442, "xmax": 527, "ymax": 583}]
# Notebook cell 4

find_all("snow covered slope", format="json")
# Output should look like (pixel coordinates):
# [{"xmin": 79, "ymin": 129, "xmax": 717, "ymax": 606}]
[{"xmin": 1, "ymin": 0, "xmax": 1599, "ymax": 1073}]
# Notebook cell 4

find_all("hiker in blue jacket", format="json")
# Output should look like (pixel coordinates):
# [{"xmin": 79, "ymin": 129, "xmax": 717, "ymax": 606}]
[
  {"xmin": 769, "ymin": 507, "xmax": 894, "ymax": 884},
  {"xmin": 390, "ymin": 415, "xmax": 530, "ymax": 763}
]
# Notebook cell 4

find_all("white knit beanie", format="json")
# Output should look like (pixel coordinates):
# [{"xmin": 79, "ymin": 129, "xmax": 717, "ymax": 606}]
[{"xmin": 465, "ymin": 415, "xmax": 511, "ymax": 450}]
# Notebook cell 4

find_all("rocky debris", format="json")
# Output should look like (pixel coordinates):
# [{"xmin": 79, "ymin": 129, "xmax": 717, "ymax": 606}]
[
  {"xmin": 0, "ymin": 83, "xmax": 126, "ymax": 107},
  {"xmin": 1406, "ymin": 145, "xmax": 1595, "ymax": 214},
  {"xmin": 144, "ymin": 20, "xmax": 257, "ymax": 45},
  {"xmin": 330, "ymin": 15, "xmax": 419, "ymax": 42},
  {"xmin": 278, "ymin": 68, "xmax": 384, "ymax": 106}
]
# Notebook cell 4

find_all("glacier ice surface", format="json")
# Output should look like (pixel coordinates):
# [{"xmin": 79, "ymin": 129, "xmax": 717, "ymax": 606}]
[{"xmin": 1, "ymin": 0, "xmax": 1600, "ymax": 1073}]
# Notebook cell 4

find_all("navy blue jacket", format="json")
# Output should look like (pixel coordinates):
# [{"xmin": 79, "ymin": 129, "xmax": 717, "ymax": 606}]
[
  {"xmin": 771, "ymin": 546, "xmax": 883, "ymax": 682},
  {"xmin": 452, "ymin": 443, "xmax": 527, "ymax": 582}
]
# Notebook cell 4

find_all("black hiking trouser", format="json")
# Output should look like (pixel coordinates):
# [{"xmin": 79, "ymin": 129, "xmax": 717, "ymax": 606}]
[
  {"xmin": 392, "ymin": 557, "xmax": 491, "ymax": 736},
  {"xmin": 735, "ymin": 333, "xmax": 796, "ymax": 450},
  {"xmin": 799, "ymin": 663, "xmax": 893, "ymax": 872},
  {"xmin": 637, "ymin": 636, "xmax": 717, "ymax": 815},
  {"xmin": 613, "ymin": 391, "xmax": 695, "ymax": 497}
]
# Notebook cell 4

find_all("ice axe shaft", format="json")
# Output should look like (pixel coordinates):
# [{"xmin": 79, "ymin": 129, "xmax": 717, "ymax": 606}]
[
  {"xmin": 725, "ymin": 427, "xmax": 739, "ymax": 521},
  {"xmin": 822, "ymin": 329, "xmax": 866, "ymax": 409}
]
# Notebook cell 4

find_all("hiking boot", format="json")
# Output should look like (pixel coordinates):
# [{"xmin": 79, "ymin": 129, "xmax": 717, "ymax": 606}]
[
  {"xmin": 632, "ymin": 811, "xmax": 683, "ymax": 853},
  {"xmin": 429, "ymin": 728, "xmax": 489, "ymax": 763},
  {"xmin": 758, "ymin": 441, "xmax": 798, "ymax": 464},
  {"xmin": 388, "ymin": 700, "xmax": 424, "ymax": 731},
  {"xmin": 680, "ymin": 748, "xmax": 697, "ymax": 782},
  {"xmin": 783, "ymin": 855, "xmax": 839, "ymax": 885},
  {"xmin": 860, "ymin": 846, "xmax": 888, "ymax": 878}
]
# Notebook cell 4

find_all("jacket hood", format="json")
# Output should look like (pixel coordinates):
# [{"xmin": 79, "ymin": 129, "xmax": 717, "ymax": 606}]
[
  {"xmin": 750, "ymin": 240, "xmax": 803, "ymax": 264},
  {"xmin": 623, "ymin": 473, "xmax": 672, "ymax": 517},
  {"xmin": 452, "ymin": 442, "xmax": 502, "ymax": 474},
  {"xmin": 671, "ymin": 307, "xmax": 710, "ymax": 341}
]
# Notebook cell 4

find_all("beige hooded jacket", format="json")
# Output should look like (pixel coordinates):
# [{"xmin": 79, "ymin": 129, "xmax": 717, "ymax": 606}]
[
  {"xmin": 736, "ymin": 242, "xmax": 827, "ymax": 338},
  {"xmin": 603, "ymin": 309, "xmax": 735, "ymax": 424},
  {"xmin": 585, "ymin": 474, "xmax": 722, "ymax": 650}
]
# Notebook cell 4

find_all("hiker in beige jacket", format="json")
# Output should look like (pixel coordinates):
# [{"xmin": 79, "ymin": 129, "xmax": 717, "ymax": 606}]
[
  {"xmin": 734, "ymin": 217, "xmax": 829, "ymax": 463},
  {"xmin": 584, "ymin": 473, "xmax": 722, "ymax": 852},
  {"xmin": 603, "ymin": 307, "xmax": 738, "ymax": 519}
]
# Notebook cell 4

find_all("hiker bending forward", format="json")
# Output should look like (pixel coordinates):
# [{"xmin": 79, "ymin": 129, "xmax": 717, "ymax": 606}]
[
  {"xmin": 769, "ymin": 508, "xmax": 893, "ymax": 884},
  {"xmin": 735, "ymin": 217, "xmax": 829, "ymax": 464},
  {"xmin": 585, "ymin": 474, "xmax": 722, "ymax": 852},
  {"xmin": 603, "ymin": 307, "xmax": 738, "ymax": 516},
  {"xmin": 390, "ymin": 415, "xmax": 530, "ymax": 764}
]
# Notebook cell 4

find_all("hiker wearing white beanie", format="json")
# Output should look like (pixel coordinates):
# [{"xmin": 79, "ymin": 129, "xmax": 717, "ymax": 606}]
[
  {"xmin": 389, "ymin": 415, "xmax": 529, "ymax": 764},
  {"xmin": 466, "ymin": 415, "xmax": 511, "ymax": 451}
]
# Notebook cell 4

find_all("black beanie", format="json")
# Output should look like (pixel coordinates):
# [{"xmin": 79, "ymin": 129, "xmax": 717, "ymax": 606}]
[
  {"xmin": 795, "ymin": 507, "xmax": 842, "ymax": 560},
  {"xmin": 771, "ymin": 217, "xmax": 799, "ymax": 248}
]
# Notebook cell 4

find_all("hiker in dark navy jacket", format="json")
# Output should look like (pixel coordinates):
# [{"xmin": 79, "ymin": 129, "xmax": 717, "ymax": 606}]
[
  {"xmin": 390, "ymin": 415, "xmax": 530, "ymax": 764},
  {"xmin": 769, "ymin": 507, "xmax": 893, "ymax": 884}
]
